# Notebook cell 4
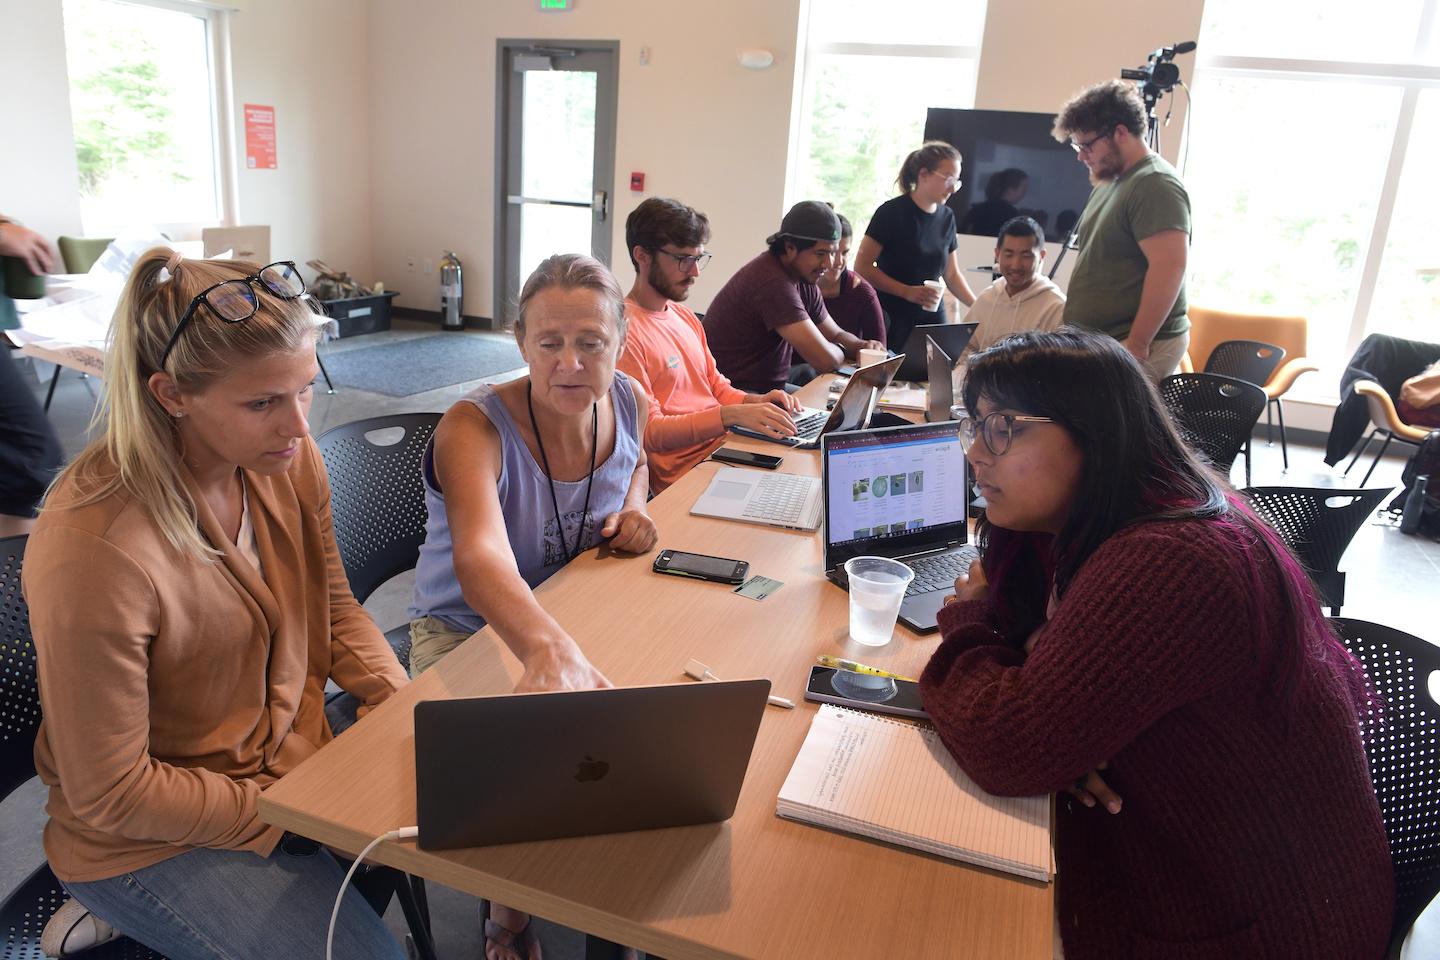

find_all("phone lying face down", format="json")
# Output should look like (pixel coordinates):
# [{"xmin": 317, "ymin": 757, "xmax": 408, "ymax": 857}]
[
  {"xmin": 804, "ymin": 665, "xmax": 929, "ymax": 720},
  {"xmin": 653, "ymin": 549, "xmax": 750, "ymax": 585},
  {"xmin": 710, "ymin": 447, "xmax": 783, "ymax": 469}
]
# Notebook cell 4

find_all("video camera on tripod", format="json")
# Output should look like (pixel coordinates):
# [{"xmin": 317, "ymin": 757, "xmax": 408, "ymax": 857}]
[{"xmin": 1121, "ymin": 41, "xmax": 1196, "ymax": 104}]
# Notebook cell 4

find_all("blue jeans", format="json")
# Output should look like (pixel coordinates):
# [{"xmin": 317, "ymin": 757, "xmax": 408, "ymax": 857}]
[{"xmin": 63, "ymin": 840, "xmax": 407, "ymax": 960}]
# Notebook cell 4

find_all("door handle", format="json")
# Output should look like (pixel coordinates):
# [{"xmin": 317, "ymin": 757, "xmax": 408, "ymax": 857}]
[{"xmin": 592, "ymin": 189, "xmax": 609, "ymax": 223}]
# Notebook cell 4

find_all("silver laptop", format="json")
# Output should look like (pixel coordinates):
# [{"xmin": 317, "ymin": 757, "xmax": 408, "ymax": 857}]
[
  {"xmin": 730, "ymin": 355, "xmax": 903, "ymax": 449},
  {"xmin": 415, "ymin": 680, "xmax": 770, "ymax": 850},
  {"xmin": 821, "ymin": 421, "xmax": 978, "ymax": 632},
  {"xmin": 926, "ymin": 335, "xmax": 961, "ymax": 423},
  {"xmin": 690, "ymin": 466, "xmax": 822, "ymax": 530}
]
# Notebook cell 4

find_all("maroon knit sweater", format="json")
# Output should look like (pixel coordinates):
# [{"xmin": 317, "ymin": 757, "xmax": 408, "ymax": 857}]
[{"xmin": 919, "ymin": 519, "xmax": 1393, "ymax": 959}]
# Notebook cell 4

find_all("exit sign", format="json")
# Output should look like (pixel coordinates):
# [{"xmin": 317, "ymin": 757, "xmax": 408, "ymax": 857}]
[{"xmin": 538, "ymin": 0, "xmax": 572, "ymax": 9}]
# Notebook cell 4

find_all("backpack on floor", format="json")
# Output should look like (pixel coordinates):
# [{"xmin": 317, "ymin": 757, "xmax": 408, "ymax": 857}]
[{"xmin": 1387, "ymin": 429, "xmax": 1440, "ymax": 539}]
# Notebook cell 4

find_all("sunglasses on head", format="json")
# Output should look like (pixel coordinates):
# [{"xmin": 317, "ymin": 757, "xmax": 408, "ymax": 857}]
[{"xmin": 158, "ymin": 261, "xmax": 307, "ymax": 368}]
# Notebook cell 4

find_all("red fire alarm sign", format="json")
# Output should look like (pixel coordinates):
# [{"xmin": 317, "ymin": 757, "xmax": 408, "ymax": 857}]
[{"xmin": 630, "ymin": 172, "xmax": 645, "ymax": 192}]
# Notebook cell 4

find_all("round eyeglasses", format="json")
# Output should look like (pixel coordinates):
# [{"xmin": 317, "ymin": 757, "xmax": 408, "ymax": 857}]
[
  {"xmin": 958, "ymin": 412, "xmax": 1056, "ymax": 457},
  {"xmin": 158, "ymin": 261, "xmax": 307, "ymax": 368},
  {"xmin": 656, "ymin": 249, "xmax": 713, "ymax": 272}
]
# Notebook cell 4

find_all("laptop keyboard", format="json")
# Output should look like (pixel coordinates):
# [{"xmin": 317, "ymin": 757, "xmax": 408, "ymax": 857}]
[
  {"xmin": 904, "ymin": 547, "xmax": 980, "ymax": 597},
  {"xmin": 741, "ymin": 472, "xmax": 815, "ymax": 524},
  {"xmin": 794, "ymin": 409, "xmax": 828, "ymax": 440}
]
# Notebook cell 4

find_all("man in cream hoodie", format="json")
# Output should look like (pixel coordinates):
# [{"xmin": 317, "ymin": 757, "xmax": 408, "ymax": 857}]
[{"xmin": 958, "ymin": 216, "xmax": 1066, "ymax": 364}]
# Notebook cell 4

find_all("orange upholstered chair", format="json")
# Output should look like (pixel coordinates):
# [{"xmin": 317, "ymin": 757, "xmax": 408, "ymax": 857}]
[{"xmin": 1181, "ymin": 307, "xmax": 1319, "ymax": 468}]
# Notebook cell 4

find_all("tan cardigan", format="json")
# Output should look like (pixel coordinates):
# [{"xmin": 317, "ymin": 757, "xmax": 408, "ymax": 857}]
[{"xmin": 24, "ymin": 438, "xmax": 409, "ymax": 882}]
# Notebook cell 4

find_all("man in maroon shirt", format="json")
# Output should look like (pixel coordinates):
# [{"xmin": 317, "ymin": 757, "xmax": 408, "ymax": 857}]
[{"xmin": 701, "ymin": 202, "xmax": 882, "ymax": 394}]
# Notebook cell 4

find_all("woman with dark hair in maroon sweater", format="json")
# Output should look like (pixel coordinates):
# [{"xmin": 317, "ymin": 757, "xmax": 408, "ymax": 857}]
[{"xmin": 921, "ymin": 329, "xmax": 1393, "ymax": 959}]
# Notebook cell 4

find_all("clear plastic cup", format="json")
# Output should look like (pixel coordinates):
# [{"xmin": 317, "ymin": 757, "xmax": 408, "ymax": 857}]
[{"xmin": 844, "ymin": 556, "xmax": 914, "ymax": 647}]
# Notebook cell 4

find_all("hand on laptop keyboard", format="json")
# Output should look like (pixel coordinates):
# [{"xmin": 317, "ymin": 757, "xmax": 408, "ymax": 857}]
[{"xmin": 721, "ymin": 401, "xmax": 796, "ymax": 438}]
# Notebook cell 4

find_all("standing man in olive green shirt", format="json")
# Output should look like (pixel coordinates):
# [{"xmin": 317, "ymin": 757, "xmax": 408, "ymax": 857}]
[{"xmin": 1053, "ymin": 80, "xmax": 1191, "ymax": 383}]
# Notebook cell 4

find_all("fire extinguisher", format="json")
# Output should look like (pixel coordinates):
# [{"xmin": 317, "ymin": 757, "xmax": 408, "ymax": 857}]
[{"xmin": 439, "ymin": 251, "xmax": 464, "ymax": 330}]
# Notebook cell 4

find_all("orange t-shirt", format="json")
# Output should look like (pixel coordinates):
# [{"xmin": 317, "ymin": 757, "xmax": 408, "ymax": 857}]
[{"xmin": 619, "ymin": 299, "xmax": 748, "ymax": 491}]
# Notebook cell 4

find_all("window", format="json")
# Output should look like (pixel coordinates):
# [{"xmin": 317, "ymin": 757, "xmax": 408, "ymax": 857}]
[
  {"xmin": 789, "ymin": 0, "xmax": 989, "ymax": 238},
  {"xmin": 1184, "ymin": 0, "xmax": 1440, "ymax": 397},
  {"xmin": 61, "ymin": 0, "xmax": 229, "ymax": 237}
]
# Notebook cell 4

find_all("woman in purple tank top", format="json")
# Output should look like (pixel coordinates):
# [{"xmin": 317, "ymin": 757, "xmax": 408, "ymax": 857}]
[{"xmin": 407, "ymin": 255, "xmax": 656, "ymax": 958}]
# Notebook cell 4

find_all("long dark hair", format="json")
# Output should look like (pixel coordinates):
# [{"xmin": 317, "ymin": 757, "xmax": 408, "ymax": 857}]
[{"xmin": 962, "ymin": 329, "xmax": 1350, "ymax": 708}]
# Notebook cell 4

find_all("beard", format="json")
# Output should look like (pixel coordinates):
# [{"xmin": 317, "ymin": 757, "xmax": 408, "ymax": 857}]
[{"xmin": 647, "ymin": 260, "xmax": 692, "ymax": 302}]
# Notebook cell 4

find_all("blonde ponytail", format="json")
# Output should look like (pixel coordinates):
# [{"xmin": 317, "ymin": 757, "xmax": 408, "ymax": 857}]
[{"xmin": 49, "ymin": 248, "xmax": 320, "ymax": 561}]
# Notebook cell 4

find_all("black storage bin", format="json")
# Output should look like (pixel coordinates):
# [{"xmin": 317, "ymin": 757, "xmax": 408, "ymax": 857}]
[{"xmin": 324, "ymin": 291, "xmax": 399, "ymax": 338}]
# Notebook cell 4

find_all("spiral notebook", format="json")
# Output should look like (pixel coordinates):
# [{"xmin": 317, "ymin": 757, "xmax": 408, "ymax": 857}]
[{"xmin": 777, "ymin": 705, "xmax": 1052, "ymax": 881}]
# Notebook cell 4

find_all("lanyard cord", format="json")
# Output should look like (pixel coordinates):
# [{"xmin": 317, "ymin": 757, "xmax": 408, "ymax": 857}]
[{"xmin": 526, "ymin": 381, "xmax": 598, "ymax": 563}]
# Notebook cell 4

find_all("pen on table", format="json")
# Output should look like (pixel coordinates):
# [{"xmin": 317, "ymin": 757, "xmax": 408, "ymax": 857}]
[
  {"xmin": 684, "ymin": 658, "xmax": 795, "ymax": 709},
  {"xmin": 815, "ymin": 655, "xmax": 916, "ymax": 683}
]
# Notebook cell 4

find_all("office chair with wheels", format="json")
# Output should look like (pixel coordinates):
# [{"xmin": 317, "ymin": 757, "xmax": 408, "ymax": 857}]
[
  {"xmin": 1242, "ymin": 486, "xmax": 1392, "ymax": 614},
  {"xmin": 315, "ymin": 413, "xmax": 443, "ymax": 672},
  {"xmin": 1159, "ymin": 373, "xmax": 1268, "ymax": 486},
  {"xmin": 1343, "ymin": 380, "xmax": 1430, "ymax": 486},
  {"xmin": 1330, "ymin": 618, "xmax": 1440, "ymax": 958}
]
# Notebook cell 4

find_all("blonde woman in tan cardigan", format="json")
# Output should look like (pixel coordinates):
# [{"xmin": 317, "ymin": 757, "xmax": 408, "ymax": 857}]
[{"xmin": 22, "ymin": 249, "xmax": 410, "ymax": 959}]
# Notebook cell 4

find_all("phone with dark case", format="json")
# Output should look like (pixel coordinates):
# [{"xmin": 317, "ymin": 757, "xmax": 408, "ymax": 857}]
[
  {"xmin": 804, "ymin": 665, "xmax": 929, "ymax": 720},
  {"xmin": 710, "ymin": 447, "xmax": 783, "ymax": 469},
  {"xmin": 652, "ymin": 549, "xmax": 750, "ymax": 585}
]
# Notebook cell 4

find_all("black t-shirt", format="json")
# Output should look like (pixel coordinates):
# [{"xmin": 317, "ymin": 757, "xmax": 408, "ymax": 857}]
[{"xmin": 864, "ymin": 195, "xmax": 957, "ymax": 348}]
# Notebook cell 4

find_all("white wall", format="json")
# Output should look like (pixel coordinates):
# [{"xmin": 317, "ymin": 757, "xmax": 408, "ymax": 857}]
[
  {"xmin": 366, "ymin": 0, "xmax": 805, "ymax": 320},
  {"xmin": 0, "ymin": 0, "xmax": 372, "ymax": 278},
  {"xmin": 0, "ymin": 0, "xmax": 83, "ymax": 239}
]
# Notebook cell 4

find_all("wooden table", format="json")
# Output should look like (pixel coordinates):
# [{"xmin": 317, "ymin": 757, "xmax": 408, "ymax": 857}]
[{"xmin": 259, "ymin": 379, "xmax": 1053, "ymax": 959}]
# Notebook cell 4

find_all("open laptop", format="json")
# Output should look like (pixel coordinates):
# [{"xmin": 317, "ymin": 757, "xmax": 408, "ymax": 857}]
[
  {"xmin": 926, "ymin": 335, "xmax": 961, "ymax": 423},
  {"xmin": 821, "ymin": 420, "xmax": 979, "ymax": 632},
  {"xmin": 895, "ymin": 323, "xmax": 977, "ymax": 383},
  {"xmin": 690, "ymin": 466, "xmax": 823, "ymax": 530},
  {"xmin": 730, "ymin": 355, "xmax": 903, "ymax": 449},
  {"xmin": 415, "ymin": 680, "xmax": 770, "ymax": 850}
]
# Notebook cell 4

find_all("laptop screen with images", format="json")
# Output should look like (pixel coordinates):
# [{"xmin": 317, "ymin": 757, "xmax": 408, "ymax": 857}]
[{"xmin": 822, "ymin": 421, "xmax": 969, "ymax": 567}]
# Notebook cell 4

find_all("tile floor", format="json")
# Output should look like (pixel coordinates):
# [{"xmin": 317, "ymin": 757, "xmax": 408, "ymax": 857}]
[{"xmin": 4, "ymin": 318, "xmax": 1436, "ymax": 958}]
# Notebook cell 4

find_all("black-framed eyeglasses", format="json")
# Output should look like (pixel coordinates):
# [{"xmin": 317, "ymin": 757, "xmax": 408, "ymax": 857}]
[
  {"xmin": 656, "ymin": 249, "xmax": 713, "ymax": 272},
  {"xmin": 958, "ymin": 412, "xmax": 1056, "ymax": 457},
  {"xmin": 158, "ymin": 261, "xmax": 307, "ymax": 368},
  {"xmin": 1069, "ymin": 128, "xmax": 1114, "ymax": 155}
]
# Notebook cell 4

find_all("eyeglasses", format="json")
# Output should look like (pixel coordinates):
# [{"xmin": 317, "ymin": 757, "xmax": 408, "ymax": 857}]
[
  {"xmin": 927, "ymin": 169, "xmax": 961, "ymax": 188},
  {"xmin": 158, "ymin": 261, "xmax": 307, "ymax": 368},
  {"xmin": 1069, "ymin": 128, "xmax": 1114, "ymax": 155},
  {"xmin": 958, "ymin": 412, "xmax": 1056, "ymax": 457},
  {"xmin": 655, "ymin": 249, "xmax": 713, "ymax": 272}
]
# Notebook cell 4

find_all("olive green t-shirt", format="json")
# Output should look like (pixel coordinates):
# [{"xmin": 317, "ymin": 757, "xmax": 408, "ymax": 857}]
[{"xmin": 1062, "ymin": 153, "xmax": 1190, "ymax": 341}]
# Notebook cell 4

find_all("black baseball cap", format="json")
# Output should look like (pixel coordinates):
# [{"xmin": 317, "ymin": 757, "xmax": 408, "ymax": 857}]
[{"xmin": 766, "ymin": 201, "xmax": 841, "ymax": 246}]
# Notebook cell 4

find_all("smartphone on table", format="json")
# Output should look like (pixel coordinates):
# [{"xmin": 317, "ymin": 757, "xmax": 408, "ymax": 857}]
[
  {"xmin": 804, "ymin": 665, "xmax": 929, "ymax": 720},
  {"xmin": 652, "ymin": 549, "xmax": 749, "ymax": 585},
  {"xmin": 710, "ymin": 447, "xmax": 783, "ymax": 470}
]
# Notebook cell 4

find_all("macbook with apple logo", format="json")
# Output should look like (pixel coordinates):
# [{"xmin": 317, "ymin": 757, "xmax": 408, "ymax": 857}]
[{"xmin": 413, "ymin": 679, "xmax": 770, "ymax": 850}]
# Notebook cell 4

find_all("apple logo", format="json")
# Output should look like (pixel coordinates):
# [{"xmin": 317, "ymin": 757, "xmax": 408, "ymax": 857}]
[{"xmin": 574, "ymin": 755, "xmax": 610, "ymax": 783}]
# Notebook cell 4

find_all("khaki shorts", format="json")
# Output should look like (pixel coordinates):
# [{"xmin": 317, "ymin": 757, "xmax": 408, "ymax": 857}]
[
  {"xmin": 1142, "ymin": 330, "xmax": 1190, "ymax": 384},
  {"xmin": 408, "ymin": 615, "xmax": 474, "ymax": 678}
]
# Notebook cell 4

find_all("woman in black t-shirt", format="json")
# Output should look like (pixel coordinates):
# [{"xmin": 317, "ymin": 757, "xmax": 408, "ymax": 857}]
[{"xmin": 855, "ymin": 141, "xmax": 978, "ymax": 349}]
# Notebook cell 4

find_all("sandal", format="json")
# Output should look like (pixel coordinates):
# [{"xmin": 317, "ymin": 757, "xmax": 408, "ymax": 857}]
[{"xmin": 483, "ymin": 901, "xmax": 542, "ymax": 960}]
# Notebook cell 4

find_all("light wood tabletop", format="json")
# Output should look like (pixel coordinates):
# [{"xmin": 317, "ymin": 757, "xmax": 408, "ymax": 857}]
[{"xmin": 259, "ymin": 377, "xmax": 1053, "ymax": 959}]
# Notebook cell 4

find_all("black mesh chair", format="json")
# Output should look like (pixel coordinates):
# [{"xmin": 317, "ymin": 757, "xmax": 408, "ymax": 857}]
[
  {"xmin": 0, "ymin": 535, "xmax": 169, "ymax": 959},
  {"xmin": 1159, "ymin": 372, "xmax": 1268, "ymax": 485},
  {"xmin": 1203, "ymin": 339, "xmax": 1290, "ymax": 465},
  {"xmin": 315, "ymin": 413, "xmax": 443, "ymax": 672},
  {"xmin": 1331, "ymin": 618, "xmax": 1440, "ymax": 956},
  {"xmin": 1243, "ymin": 486, "xmax": 1392, "ymax": 615}
]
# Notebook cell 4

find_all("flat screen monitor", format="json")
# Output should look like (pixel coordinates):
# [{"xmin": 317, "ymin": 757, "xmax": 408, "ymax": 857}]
[{"xmin": 923, "ymin": 108, "xmax": 1094, "ymax": 245}]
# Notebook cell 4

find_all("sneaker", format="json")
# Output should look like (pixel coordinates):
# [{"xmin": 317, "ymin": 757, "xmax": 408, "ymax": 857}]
[{"xmin": 39, "ymin": 897, "xmax": 120, "ymax": 957}]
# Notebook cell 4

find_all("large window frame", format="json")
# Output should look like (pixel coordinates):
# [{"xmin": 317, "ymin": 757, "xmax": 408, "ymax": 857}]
[
  {"xmin": 784, "ymin": 0, "xmax": 987, "ymax": 229},
  {"xmin": 1188, "ymin": 1, "xmax": 1440, "ymax": 401},
  {"xmin": 63, "ymin": 0, "xmax": 240, "ymax": 240}
]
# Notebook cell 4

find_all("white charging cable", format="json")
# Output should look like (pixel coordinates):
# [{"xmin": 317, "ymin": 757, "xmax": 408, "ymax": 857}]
[
  {"xmin": 684, "ymin": 658, "xmax": 795, "ymax": 708},
  {"xmin": 326, "ymin": 826, "xmax": 419, "ymax": 960}
]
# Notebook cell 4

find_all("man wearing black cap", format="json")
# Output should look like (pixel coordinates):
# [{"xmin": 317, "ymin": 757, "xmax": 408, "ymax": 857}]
[{"xmin": 702, "ymin": 201, "xmax": 883, "ymax": 394}]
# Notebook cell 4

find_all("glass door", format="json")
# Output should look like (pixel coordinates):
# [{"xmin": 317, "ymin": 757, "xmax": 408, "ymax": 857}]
[{"xmin": 495, "ymin": 42, "xmax": 618, "ymax": 325}]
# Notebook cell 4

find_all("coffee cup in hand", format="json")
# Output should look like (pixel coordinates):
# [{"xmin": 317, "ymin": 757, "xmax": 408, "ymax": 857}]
[
  {"xmin": 921, "ymin": 278, "xmax": 944, "ymax": 311},
  {"xmin": 858, "ymin": 347, "xmax": 888, "ymax": 369}
]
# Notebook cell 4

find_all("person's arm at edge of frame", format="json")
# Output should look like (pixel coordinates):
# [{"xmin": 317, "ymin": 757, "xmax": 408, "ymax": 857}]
[
  {"xmin": 433, "ymin": 403, "xmax": 612, "ymax": 693},
  {"xmin": 310, "ymin": 439, "xmax": 409, "ymax": 711},
  {"xmin": 597, "ymin": 382, "xmax": 658, "ymax": 553},
  {"xmin": 918, "ymin": 527, "xmax": 1251, "ymax": 798},
  {"xmin": 1121, "ymin": 229, "xmax": 1187, "ymax": 363}
]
